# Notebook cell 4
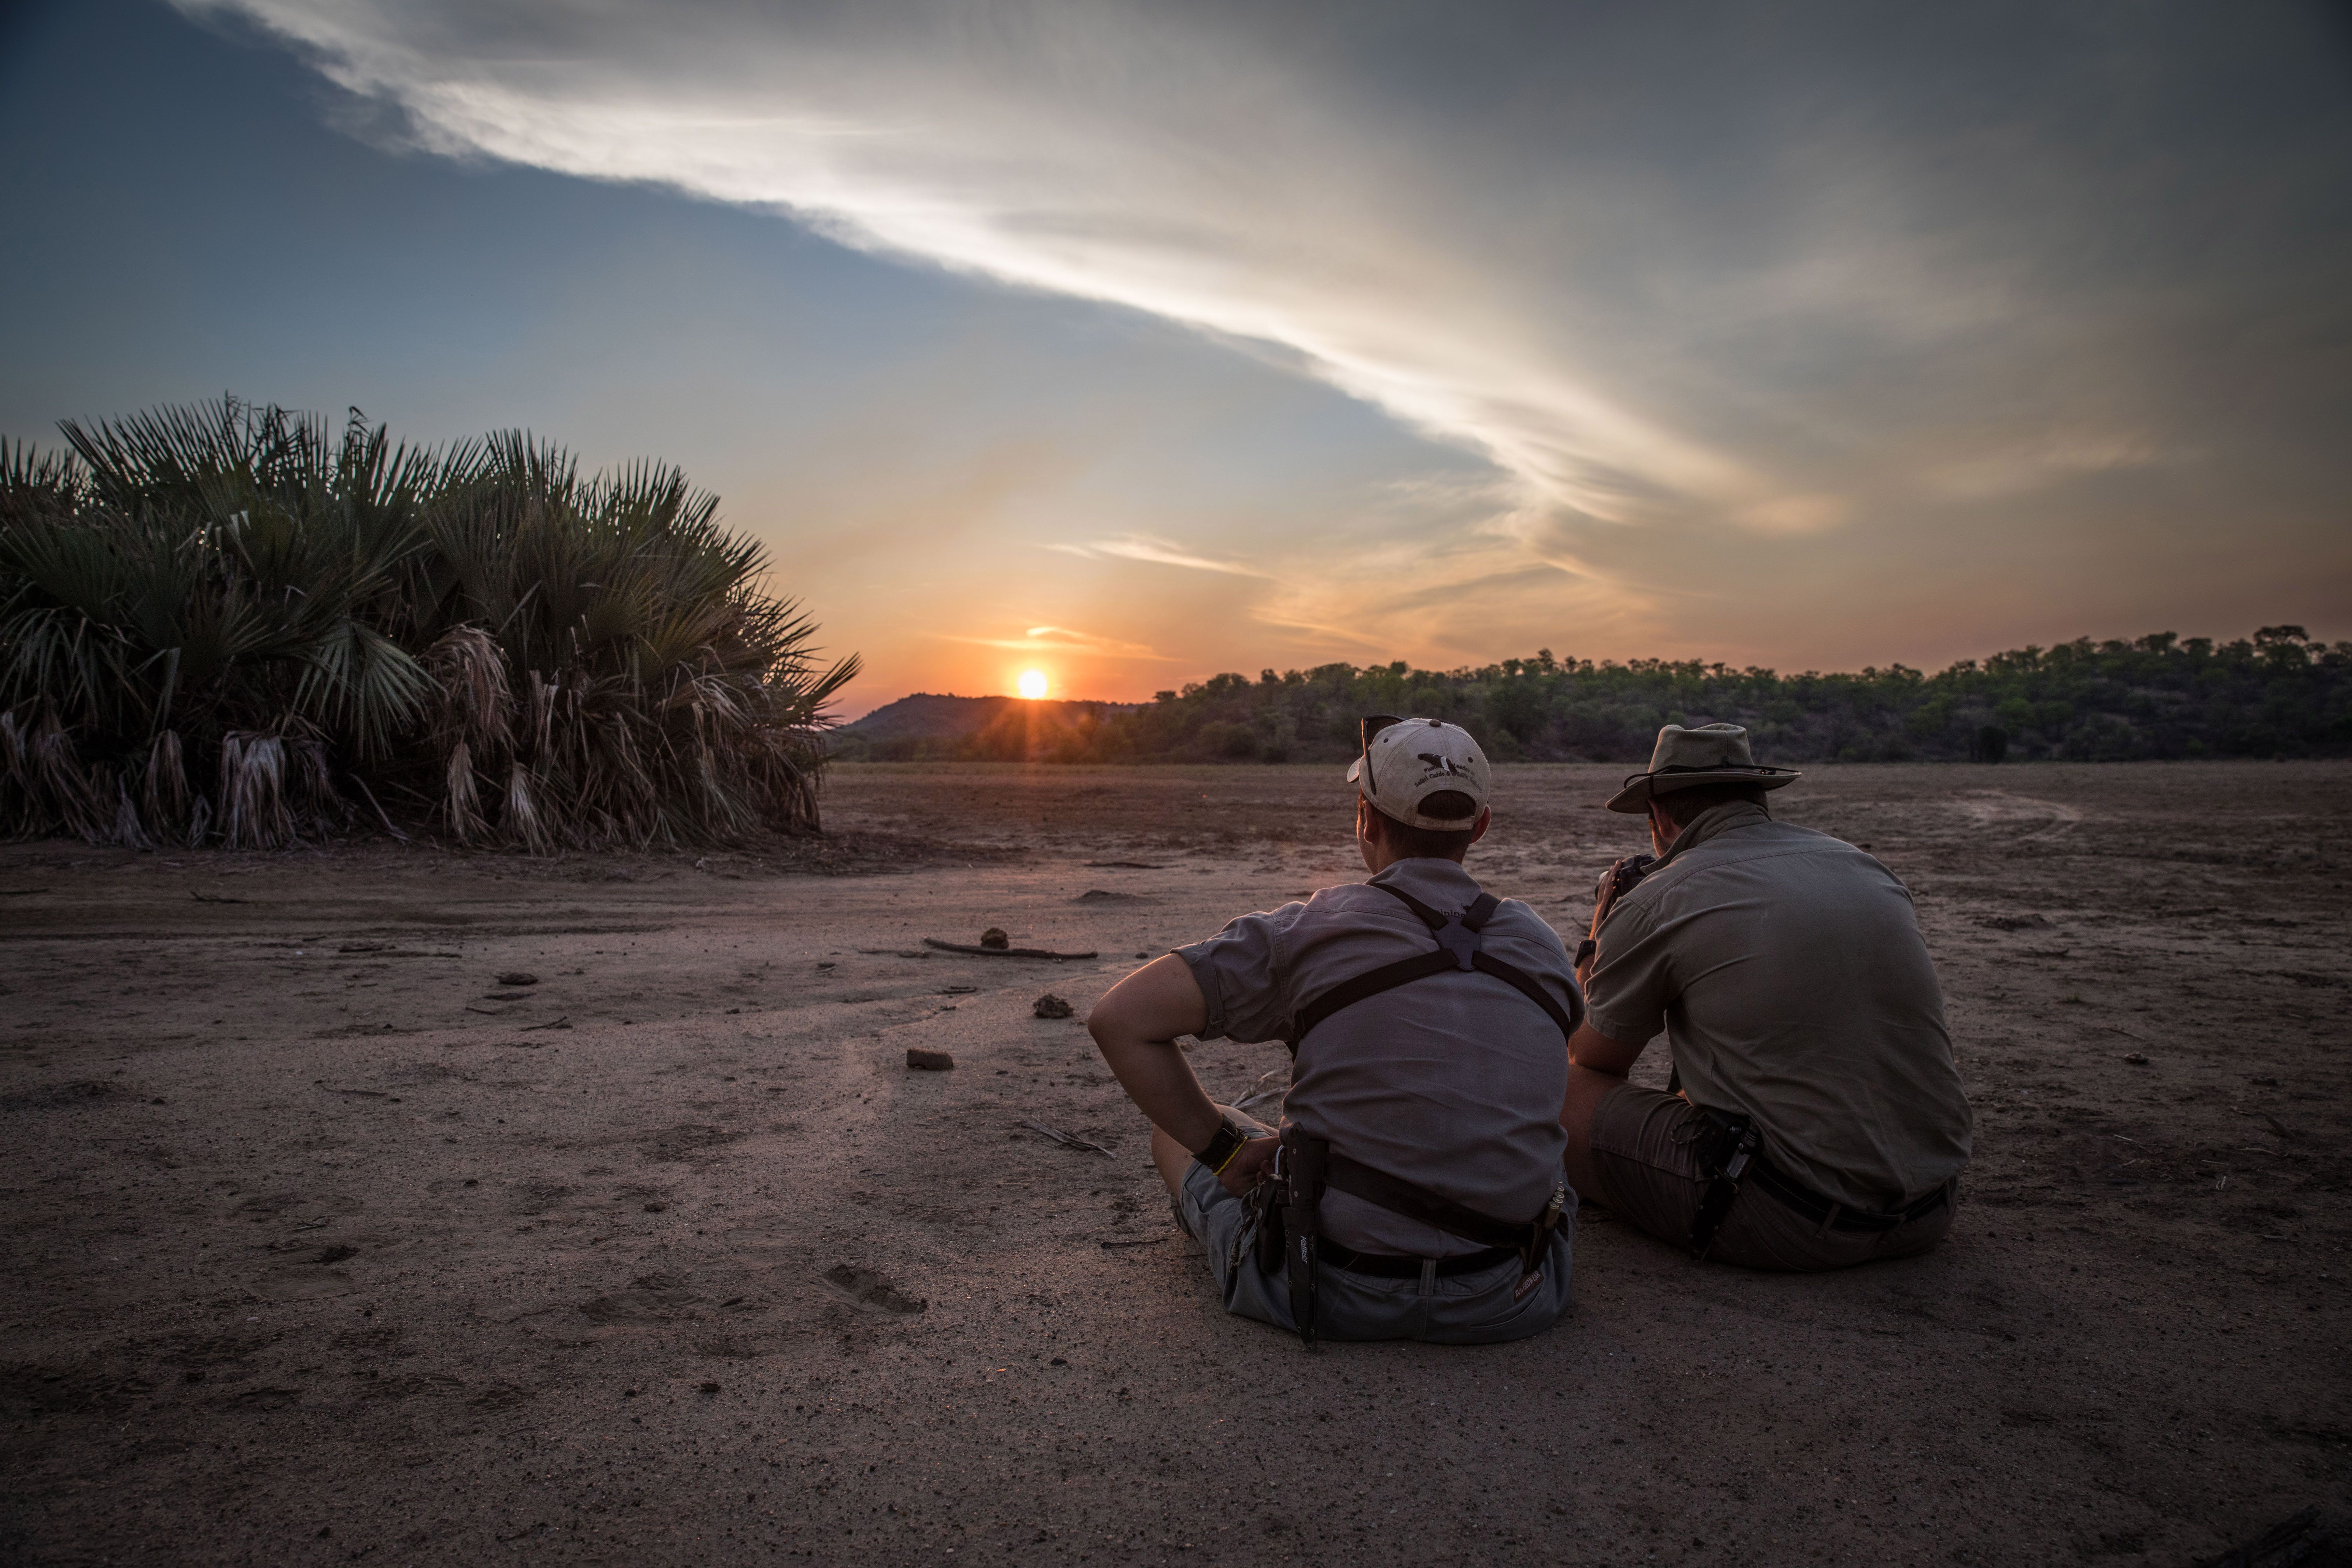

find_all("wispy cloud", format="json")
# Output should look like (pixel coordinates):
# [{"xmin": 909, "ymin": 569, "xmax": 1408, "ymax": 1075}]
[
  {"xmin": 168, "ymin": 0, "xmax": 1793, "ymax": 531},
  {"xmin": 1049, "ymin": 534, "xmax": 1269, "ymax": 577},
  {"xmin": 945, "ymin": 625, "xmax": 1170, "ymax": 660}
]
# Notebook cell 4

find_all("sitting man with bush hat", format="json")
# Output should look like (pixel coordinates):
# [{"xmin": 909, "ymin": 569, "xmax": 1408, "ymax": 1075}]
[
  {"xmin": 1088, "ymin": 716, "xmax": 1582, "ymax": 1343},
  {"xmin": 1561, "ymin": 722, "xmax": 1973, "ymax": 1269}
]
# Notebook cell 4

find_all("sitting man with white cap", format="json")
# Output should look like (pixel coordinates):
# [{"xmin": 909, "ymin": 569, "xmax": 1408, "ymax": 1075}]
[
  {"xmin": 1561, "ymin": 722, "xmax": 1973, "ymax": 1269},
  {"xmin": 1088, "ymin": 716, "xmax": 1582, "ymax": 1344}
]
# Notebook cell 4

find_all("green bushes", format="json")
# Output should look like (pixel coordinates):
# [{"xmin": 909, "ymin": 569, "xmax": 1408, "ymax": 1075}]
[
  {"xmin": 902, "ymin": 632, "xmax": 2352, "ymax": 765},
  {"xmin": 0, "ymin": 399, "xmax": 856, "ymax": 850}
]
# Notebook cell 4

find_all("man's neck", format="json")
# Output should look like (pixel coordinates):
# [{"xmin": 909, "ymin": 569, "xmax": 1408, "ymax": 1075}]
[
  {"xmin": 1654, "ymin": 800, "xmax": 1771, "ymax": 863},
  {"xmin": 1364, "ymin": 849, "xmax": 1468, "ymax": 877}
]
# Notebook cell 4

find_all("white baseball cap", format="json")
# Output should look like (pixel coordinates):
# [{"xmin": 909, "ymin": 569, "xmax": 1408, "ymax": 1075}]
[{"xmin": 1345, "ymin": 715, "xmax": 1492, "ymax": 830}]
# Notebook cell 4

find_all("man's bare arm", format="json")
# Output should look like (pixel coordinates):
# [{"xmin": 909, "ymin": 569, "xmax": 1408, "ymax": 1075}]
[
  {"xmin": 1559, "ymin": 1021, "xmax": 1651, "ymax": 1204},
  {"xmin": 1087, "ymin": 954, "xmax": 1227, "ymax": 1154},
  {"xmin": 1090, "ymin": 955, "xmax": 1279, "ymax": 1195}
]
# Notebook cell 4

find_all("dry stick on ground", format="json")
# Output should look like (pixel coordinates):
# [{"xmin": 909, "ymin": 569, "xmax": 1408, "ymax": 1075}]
[
  {"xmin": 350, "ymin": 776, "xmax": 411, "ymax": 844},
  {"xmin": 1019, "ymin": 1120, "xmax": 1114, "ymax": 1156},
  {"xmin": 924, "ymin": 938, "xmax": 1099, "ymax": 959}
]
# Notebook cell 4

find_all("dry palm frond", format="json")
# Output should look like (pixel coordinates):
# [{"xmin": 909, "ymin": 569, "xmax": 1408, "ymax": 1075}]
[
  {"xmin": 443, "ymin": 740, "xmax": 485, "ymax": 843},
  {"xmin": 140, "ymin": 729, "xmax": 189, "ymax": 834},
  {"xmin": 503, "ymin": 760, "xmax": 552, "ymax": 854},
  {"xmin": 426, "ymin": 625, "xmax": 512, "ymax": 755},
  {"xmin": 217, "ymin": 731, "xmax": 292, "ymax": 849},
  {"xmin": 103, "ymin": 766, "xmax": 151, "ymax": 851}
]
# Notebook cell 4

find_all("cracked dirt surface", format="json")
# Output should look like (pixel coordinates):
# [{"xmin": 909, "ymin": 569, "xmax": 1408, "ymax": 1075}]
[{"xmin": 1, "ymin": 760, "xmax": 2347, "ymax": 1566}]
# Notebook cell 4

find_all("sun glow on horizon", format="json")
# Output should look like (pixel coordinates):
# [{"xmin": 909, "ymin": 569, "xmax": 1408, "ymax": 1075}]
[{"xmin": 1016, "ymin": 669, "xmax": 1049, "ymax": 700}]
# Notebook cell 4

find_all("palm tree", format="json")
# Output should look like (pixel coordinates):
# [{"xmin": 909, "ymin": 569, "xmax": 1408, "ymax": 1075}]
[{"xmin": 0, "ymin": 398, "xmax": 856, "ymax": 851}]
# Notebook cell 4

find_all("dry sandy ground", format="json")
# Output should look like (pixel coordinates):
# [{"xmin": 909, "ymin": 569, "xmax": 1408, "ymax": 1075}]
[{"xmin": 2, "ymin": 761, "xmax": 2348, "ymax": 1568}]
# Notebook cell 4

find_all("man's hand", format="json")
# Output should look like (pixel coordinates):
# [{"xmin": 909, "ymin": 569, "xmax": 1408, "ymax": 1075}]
[
  {"xmin": 1217, "ymin": 1134, "xmax": 1279, "ymax": 1197},
  {"xmin": 1578, "ymin": 854, "xmax": 1646, "ymax": 986},
  {"xmin": 1208, "ymin": 1106, "xmax": 1279, "ymax": 1196}
]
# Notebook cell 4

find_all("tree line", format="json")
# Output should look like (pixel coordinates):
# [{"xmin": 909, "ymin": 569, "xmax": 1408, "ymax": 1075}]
[{"xmin": 862, "ymin": 629, "xmax": 2352, "ymax": 765}]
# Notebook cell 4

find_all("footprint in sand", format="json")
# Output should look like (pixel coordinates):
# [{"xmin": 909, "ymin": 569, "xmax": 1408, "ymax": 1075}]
[
  {"xmin": 822, "ymin": 1263, "xmax": 926, "ymax": 1315},
  {"xmin": 1949, "ymin": 791, "xmax": 2084, "ymax": 841}
]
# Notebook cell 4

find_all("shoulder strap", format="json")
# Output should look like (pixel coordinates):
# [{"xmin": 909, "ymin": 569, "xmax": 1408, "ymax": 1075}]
[
  {"xmin": 1286, "ymin": 950, "xmax": 1457, "ymax": 1048},
  {"xmin": 1281, "ymin": 878, "xmax": 1584, "ymax": 1052}
]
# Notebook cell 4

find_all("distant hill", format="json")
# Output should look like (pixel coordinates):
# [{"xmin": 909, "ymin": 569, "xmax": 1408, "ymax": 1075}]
[
  {"xmin": 833, "ymin": 694, "xmax": 1140, "ymax": 760},
  {"xmin": 826, "ymin": 628, "xmax": 2351, "ymax": 765}
]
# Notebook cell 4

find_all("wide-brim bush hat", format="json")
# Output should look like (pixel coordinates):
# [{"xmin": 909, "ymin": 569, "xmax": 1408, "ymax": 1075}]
[
  {"xmin": 1605, "ymin": 722, "xmax": 1801, "ymax": 814},
  {"xmin": 1347, "ymin": 714, "xmax": 1492, "ymax": 829}
]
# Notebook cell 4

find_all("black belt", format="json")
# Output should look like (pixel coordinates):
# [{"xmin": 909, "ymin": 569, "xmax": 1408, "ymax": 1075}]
[
  {"xmin": 1316, "ymin": 1240, "xmax": 1520, "ymax": 1279},
  {"xmin": 1745, "ymin": 1155, "xmax": 1951, "ymax": 1234}
]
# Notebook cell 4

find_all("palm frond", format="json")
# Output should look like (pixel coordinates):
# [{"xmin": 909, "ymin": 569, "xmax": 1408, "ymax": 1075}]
[{"xmin": 3, "ymin": 400, "xmax": 853, "ymax": 849}]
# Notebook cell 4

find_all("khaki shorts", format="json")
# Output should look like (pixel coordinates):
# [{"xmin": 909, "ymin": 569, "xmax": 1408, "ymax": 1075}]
[{"xmin": 1588, "ymin": 1082, "xmax": 1956, "ymax": 1272}]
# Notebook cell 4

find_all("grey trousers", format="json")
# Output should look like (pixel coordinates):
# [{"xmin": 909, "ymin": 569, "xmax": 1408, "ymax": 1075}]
[
  {"xmin": 1589, "ymin": 1082, "xmax": 1958, "ymax": 1270},
  {"xmin": 1175, "ymin": 1162, "xmax": 1573, "ymax": 1344}
]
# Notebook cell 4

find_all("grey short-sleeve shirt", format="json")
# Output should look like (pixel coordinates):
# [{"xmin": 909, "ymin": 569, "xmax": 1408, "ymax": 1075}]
[
  {"xmin": 1586, "ymin": 802, "xmax": 1972, "ymax": 1210},
  {"xmin": 1178, "ymin": 858, "xmax": 1577, "ymax": 1258}
]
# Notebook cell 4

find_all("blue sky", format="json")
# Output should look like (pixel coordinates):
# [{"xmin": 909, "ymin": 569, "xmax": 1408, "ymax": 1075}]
[{"xmin": 5, "ymin": 0, "xmax": 2347, "ymax": 713}]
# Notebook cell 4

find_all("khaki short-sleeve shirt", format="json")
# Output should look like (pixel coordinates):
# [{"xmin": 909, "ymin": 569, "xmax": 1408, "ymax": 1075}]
[
  {"xmin": 1178, "ymin": 858, "xmax": 1577, "ymax": 1258},
  {"xmin": 1586, "ymin": 803, "xmax": 1972, "ymax": 1210}
]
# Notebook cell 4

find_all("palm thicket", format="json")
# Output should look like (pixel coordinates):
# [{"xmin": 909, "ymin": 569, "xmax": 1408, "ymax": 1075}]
[{"xmin": 0, "ymin": 398, "xmax": 856, "ymax": 850}]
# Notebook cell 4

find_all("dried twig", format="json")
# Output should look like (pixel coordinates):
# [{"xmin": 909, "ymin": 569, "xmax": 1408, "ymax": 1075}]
[
  {"xmin": 1019, "ymin": 1119, "xmax": 1113, "ymax": 1156},
  {"xmin": 350, "ymin": 775, "xmax": 411, "ymax": 844},
  {"xmin": 926, "ymin": 938, "xmax": 1098, "ymax": 960},
  {"xmin": 1234, "ymin": 1066, "xmax": 1288, "ymax": 1114}
]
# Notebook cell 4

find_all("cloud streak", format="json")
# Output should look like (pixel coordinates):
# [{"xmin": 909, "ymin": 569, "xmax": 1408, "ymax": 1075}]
[
  {"xmin": 1049, "ymin": 534, "xmax": 1269, "ymax": 577},
  {"xmin": 946, "ymin": 624, "xmax": 1169, "ymax": 660}
]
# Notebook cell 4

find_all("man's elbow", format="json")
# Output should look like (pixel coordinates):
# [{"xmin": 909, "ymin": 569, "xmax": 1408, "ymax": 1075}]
[{"xmin": 1568, "ymin": 1022, "xmax": 1643, "ymax": 1077}]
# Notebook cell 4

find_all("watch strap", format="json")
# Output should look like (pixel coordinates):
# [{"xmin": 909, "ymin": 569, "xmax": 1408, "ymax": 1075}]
[{"xmin": 1193, "ymin": 1118, "xmax": 1252, "ymax": 1176}]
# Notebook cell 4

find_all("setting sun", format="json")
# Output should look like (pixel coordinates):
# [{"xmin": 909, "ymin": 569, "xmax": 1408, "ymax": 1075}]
[{"xmin": 1016, "ymin": 669, "xmax": 1049, "ymax": 700}]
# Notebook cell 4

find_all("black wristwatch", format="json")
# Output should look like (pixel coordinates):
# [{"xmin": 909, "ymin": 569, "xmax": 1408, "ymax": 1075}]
[
  {"xmin": 1575, "ymin": 938, "xmax": 1597, "ymax": 967},
  {"xmin": 1193, "ymin": 1118, "xmax": 1253, "ymax": 1176}
]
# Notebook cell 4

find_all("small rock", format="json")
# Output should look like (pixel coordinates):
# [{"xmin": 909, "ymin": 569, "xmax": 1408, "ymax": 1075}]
[
  {"xmin": 497, "ymin": 971, "xmax": 539, "ymax": 987},
  {"xmin": 2123, "ymin": 1052, "xmax": 2149, "ymax": 1065},
  {"xmin": 979, "ymin": 927, "xmax": 1010, "ymax": 950},
  {"xmin": 907, "ymin": 1048, "xmax": 955, "ymax": 1071},
  {"xmin": 699, "ymin": 1381, "xmax": 721, "ymax": 1395},
  {"xmin": 1033, "ymin": 994, "xmax": 1075, "ymax": 1020},
  {"xmin": 642, "ymin": 1200, "xmax": 668, "ymax": 1212},
  {"xmin": 1135, "ymin": 951, "xmax": 1149, "ymax": 959}
]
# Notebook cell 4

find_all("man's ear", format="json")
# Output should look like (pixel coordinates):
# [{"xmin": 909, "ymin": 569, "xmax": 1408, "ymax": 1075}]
[{"xmin": 1468, "ymin": 807, "xmax": 1491, "ymax": 846}]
